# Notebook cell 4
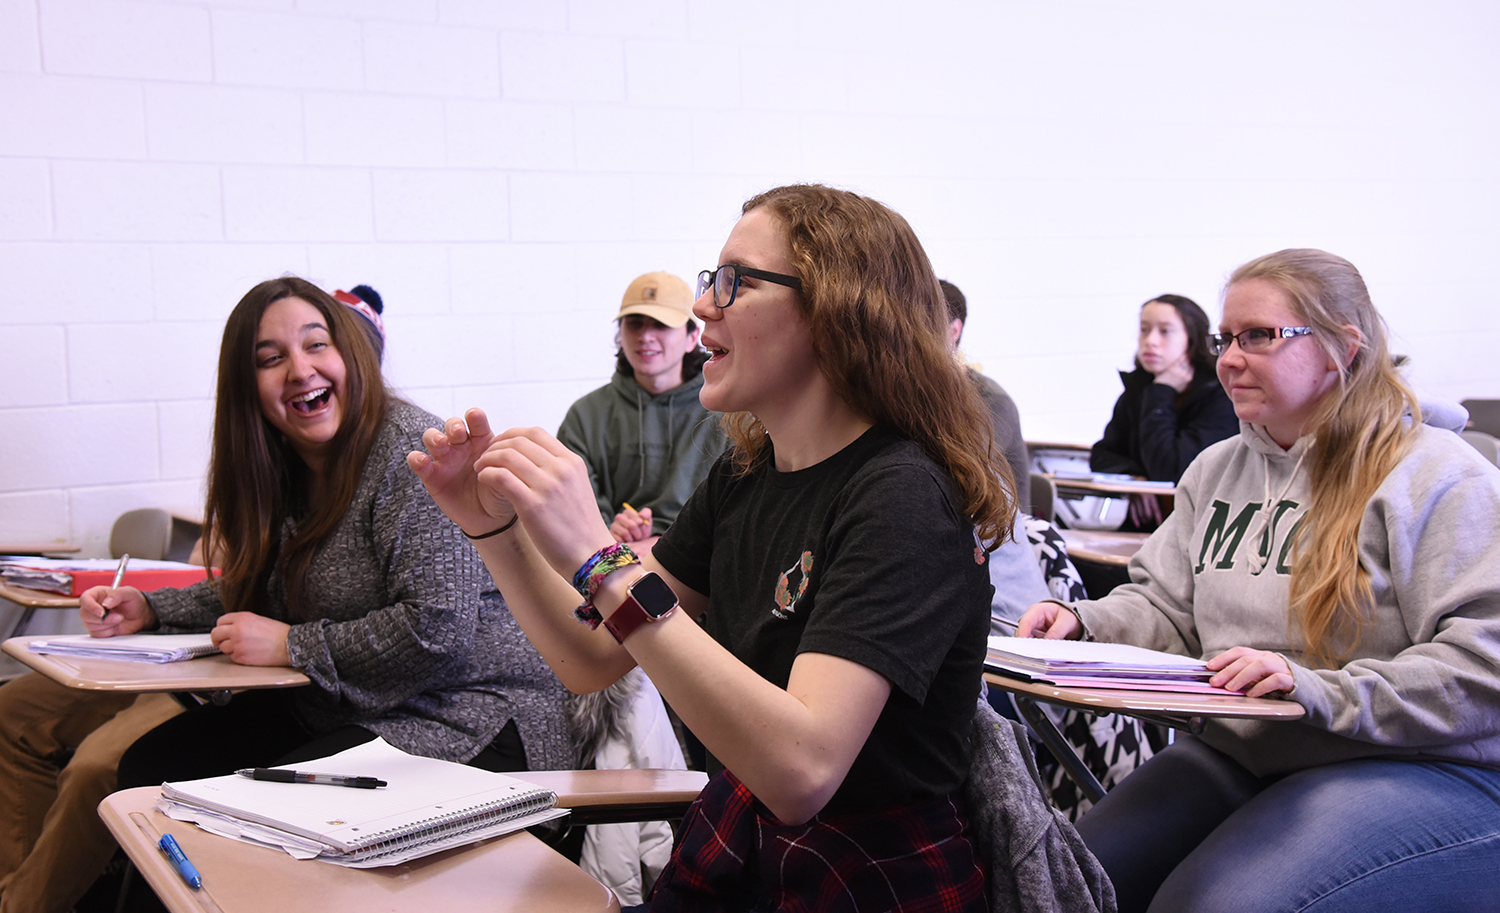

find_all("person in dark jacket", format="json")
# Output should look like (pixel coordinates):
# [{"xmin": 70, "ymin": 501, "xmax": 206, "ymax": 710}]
[{"xmin": 1091, "ymin": 294, "xmax": 1238, "ymax": 529}]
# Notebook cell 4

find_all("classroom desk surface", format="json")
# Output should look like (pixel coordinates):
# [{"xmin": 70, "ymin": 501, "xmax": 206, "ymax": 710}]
[
  {"xmin": 2, "ymin": 635, "xmax": 310, "ymax": 693},
  {"xmin": 1, "ymin": 541, "xmax": 82, "ymax": 555},
  {"xmin": 985, "ymin": 673, "xmax": 1306, "ymax": 723},
  {"xmin": 986, "ymin": 671, "xmax": 1304, "ymax": 802},
  {"xmin": 520, "ymin": 768, "xmax": 708, "ymax": 825},
  {"xmin": 1, "ymin": 582, "xmax": 83, "ymax": 639},
  {"xmin": 0, "ymin": 582, "xmax": 80, "ymax": 609},
  {"xmin": 1058, "ymin": 529, "xmax": 1150, "ymax": 567},
  {"xmin": 1047, "ymin": 474, "xmax": 1177, "ymax": 497},
  {"xmin": 99, "ymin": 786, "xmax": 619, "ymax": 913},
  {"xmin": 1025, "ymin": 440, "xmax": 1092, "ymax": 454}
]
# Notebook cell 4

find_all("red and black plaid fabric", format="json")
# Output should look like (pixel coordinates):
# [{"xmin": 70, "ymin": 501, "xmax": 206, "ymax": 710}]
[{"xmin": 650, "ymin": 770, "xmax": 987, "ymax": 913}]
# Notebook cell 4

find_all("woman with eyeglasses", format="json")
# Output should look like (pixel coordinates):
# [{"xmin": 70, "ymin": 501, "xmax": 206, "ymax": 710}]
[
  {"xmin": 1018, "ymin": 248, "xmax": 1500, "ymax": 913},
  {"xmin": 411, "ymin": 185, "xmax": 1021, "ymax": 911}
]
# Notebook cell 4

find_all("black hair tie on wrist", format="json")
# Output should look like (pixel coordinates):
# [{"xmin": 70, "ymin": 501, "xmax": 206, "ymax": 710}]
[{"xmin": 464, "ymin": 514, "xmax": 518, "ymax": 540}]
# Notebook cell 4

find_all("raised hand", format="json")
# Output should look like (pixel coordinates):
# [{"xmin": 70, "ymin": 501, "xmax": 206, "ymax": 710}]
[
  {"xmin": 475, "ymin": 427, "xmax": 618, "ymax": 578},
  {"xmin": 407, "ymin": 407, "xmax": 516, "ymax": 536},
  {"xmin": 79, "ymin": 585, "xmax": 156, "ymax": 638}
]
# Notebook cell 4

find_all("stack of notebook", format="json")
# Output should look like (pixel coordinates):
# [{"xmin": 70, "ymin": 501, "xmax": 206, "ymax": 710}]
[
  {"xmin": 156, "ymin": 738, "xmax": 566, "ymax": 867},
  {"xmin": 986, "ymin": 635, "xmax": 1226, "ymax": 693},
  {"xmin": 27, "ymin": 633, "xmax": 221, "ymax": 664}
]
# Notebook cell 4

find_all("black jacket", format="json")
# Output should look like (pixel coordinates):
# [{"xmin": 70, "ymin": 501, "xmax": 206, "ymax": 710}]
[{"xmin": 1090, "ymin": 366, "xmax": 1239, "ymax": 482}]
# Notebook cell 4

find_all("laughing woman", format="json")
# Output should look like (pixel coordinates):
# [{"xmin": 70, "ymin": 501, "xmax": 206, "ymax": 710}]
[
  {"xmin": 105, "ymin": 276, "xmax": 570, "ymax": 788},
  {"xmin": 1020, "ymin": 249, "xmax": 1500, "ymax": 913},
  {"xmin": 411, "ymin": 185, "xmax": 1016, "ymax": 911}
]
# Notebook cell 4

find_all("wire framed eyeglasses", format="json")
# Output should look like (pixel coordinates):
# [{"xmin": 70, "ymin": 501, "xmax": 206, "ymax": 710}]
[{"xmin": 1208, "ymin": 326, "xmax": 1313, "ymax": 356}]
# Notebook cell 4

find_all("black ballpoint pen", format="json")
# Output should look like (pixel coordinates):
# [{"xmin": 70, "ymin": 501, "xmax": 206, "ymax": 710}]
[{"xmin": 236, "ymin": 767, "xmax": 387, "ymax": 788}]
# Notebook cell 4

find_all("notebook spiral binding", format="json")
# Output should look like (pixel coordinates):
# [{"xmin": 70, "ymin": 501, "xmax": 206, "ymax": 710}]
[{"xmin": 344, "ymin": 788, "xmax": 556, "ymax": 862}]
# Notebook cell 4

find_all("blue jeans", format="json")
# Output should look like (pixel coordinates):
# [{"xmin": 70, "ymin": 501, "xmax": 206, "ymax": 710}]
[{"xmin": 1076, "ymin": 736, "xmax": 1500, "ymax": 913}]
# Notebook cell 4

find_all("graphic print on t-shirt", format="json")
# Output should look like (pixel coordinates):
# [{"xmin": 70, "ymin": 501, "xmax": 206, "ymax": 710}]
[{"xmin": 773, "ymin": 550, "xmax": 815, "ymax": 619}]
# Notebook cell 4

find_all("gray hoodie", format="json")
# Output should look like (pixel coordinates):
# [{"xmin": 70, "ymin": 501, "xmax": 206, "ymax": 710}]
[
  {"xmin": 1072, "ymin": 404, "xmax": 1500, "ymax": 777},
  {"xmin": 558, "ymin": 369, "xmax": 727, "ymax": 536}
]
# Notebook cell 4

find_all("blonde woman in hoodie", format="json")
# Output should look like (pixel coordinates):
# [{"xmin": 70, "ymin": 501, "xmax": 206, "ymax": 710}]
[{"xmin": 1019, "ymin": 248, "xmax": 1500, "ymax": 913}]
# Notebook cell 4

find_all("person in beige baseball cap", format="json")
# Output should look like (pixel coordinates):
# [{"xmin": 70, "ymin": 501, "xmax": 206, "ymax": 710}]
[{"xmin": 556, "ymin": 271, "xmax": 726, "ymax": 548}]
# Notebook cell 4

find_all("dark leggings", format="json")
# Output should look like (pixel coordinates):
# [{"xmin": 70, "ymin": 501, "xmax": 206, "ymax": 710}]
[{"xmin": 117, "ymin": 689, "xmax": 526, "ymax": 789}]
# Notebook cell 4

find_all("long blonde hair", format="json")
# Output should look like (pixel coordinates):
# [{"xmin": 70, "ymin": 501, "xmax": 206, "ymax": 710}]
[
  {"xmin": 724, "ymin": 184, "xmax": 1016, "ymax": 547},
  {"xmin": 1228, "ymin": 249, "xmax": 1418, "ymax": 666}
]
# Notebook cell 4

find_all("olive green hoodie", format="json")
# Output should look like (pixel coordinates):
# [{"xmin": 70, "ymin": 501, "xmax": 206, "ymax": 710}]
[{"xmin": 558, "ymin": 370, "xmax": 728, "ymax": 536}]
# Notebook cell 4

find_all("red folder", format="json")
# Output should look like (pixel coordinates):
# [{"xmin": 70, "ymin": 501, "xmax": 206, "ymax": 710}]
[{"xmin": 60, "ymin": 567, "xmax": 220, "ymax": 597}]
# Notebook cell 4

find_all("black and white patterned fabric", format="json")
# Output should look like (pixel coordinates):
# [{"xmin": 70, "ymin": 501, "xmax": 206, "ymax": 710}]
[{"xmin": 1022, "ymin": 516, "xmax": 1155, "ymax": 820}]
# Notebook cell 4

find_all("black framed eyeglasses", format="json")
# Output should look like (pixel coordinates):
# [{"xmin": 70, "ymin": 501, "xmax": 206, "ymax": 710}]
[
  {"xmin": 695, "ymin": 265, "xmax": 802, "ymax": 309},
  {"xmin": 1208, "ymin": 326, "xmax": 1313, "ymax": 357}
]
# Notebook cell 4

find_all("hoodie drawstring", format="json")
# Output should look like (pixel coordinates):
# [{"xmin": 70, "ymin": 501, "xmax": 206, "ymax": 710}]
[{"xmin": 1245, "ymin": 445, "xmax": 1309, "ymax": 574}]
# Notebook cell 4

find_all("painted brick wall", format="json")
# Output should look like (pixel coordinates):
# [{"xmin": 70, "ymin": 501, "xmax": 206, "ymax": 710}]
[{"xmin": 1, "ymin": 0, "xmax": 1497, "ymax": 556}]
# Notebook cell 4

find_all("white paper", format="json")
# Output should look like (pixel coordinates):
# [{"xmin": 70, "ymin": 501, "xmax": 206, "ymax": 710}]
[
  {"xmin": 27, "ymin": 633, "xmax": 220, "ymax": 663},
  {"xmin": 159, "ymin": 738, "xmax": 567, "ymax": 867}
]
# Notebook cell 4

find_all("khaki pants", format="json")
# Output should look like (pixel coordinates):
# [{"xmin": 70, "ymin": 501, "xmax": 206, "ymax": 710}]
[{"xmin": 0, "ymin": 674, "xmax": 182, "ymax": 913}]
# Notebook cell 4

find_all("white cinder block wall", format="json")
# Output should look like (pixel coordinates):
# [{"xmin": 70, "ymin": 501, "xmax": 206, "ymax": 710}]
[{"xmin": 2, "ymin": 0, "xmax": 1498, "ymax": 556}]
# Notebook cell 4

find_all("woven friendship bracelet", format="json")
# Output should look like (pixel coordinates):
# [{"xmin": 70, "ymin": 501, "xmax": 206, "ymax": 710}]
[
  {"xmin": 570, "ymin": 542, "xmax": 639, "ymax": 600},
  {"xmin": 570, "ymin": 542, "xmax": 640, "ymax": 629}
]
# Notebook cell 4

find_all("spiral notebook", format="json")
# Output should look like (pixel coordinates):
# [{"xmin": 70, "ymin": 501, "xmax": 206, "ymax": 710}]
[
  {"xmin": 157, "ymin": 738, "xmax": 566, "ymax": 867},
  {"xmin": 28, "ymin": 633, "xmax": 220, "ymax": 664}
]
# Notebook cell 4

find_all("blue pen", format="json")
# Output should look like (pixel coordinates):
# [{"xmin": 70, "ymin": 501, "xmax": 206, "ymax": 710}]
[{"xmin": 158, "ymin": 833, "xmax": 202, "ymax": 889}]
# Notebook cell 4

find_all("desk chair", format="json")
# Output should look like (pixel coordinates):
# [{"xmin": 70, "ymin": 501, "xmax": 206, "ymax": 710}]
[
  {"xmin": 1029, "ymin": 472, "xmax": 1055, "ymax": 524},
  {"xmin": 109, "ymin": 509, "xmax": 202, "ymax": 564},
  {"xmin": 3, "ymin": 510, "xmax": 206, "ymax": 640},
  {"xmin": 1461, "ymin": 398, "xmax": 1500, "ymax": 438},
  {"xmin": 1461, "ymin": 430, "xmax": 1500, "ymax": 468}
]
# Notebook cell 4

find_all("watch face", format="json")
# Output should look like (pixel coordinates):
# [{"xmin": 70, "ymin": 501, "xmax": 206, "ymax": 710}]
[{"xmin": 631, "ymin": 572, "xmax": 678, "ymax": 618}]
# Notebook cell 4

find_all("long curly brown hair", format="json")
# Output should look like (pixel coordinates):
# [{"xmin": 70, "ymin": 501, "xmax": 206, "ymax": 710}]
[
  {"xmin": 721, "ymin": 184, "xmax": 1016, "ymax": 546},
  {"xmin": 202, "ymin": 276, "xmax": 390, "ymax": 620}
]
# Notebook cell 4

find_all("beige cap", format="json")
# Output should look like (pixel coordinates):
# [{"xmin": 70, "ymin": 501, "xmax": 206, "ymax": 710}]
[{"xmin": 617, "ymin": 271, "xmax": 694, "ymax": 328}]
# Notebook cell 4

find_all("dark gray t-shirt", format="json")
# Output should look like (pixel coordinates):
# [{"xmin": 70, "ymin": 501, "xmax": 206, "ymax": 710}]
[{"xmin": 653, "ymin": 426, "xmax": 992, "ymax": 816}]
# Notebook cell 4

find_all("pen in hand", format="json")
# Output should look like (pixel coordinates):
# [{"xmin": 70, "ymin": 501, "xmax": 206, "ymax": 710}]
[
  {"xmin": 95, "ymin": 553, "xmax": 130, "ymax": 623},
  {"xmin": 110, "ymin": 553, "xmax": 131, "ymax": 591},
  {"xmin": 237, "ymin": 768, "xmax": 388, "ymax": 789}
]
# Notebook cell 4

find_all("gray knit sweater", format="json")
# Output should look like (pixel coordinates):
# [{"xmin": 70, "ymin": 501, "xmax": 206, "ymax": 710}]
[{"xmin": 147, "ymin": 401, "xmax": 573, "ymax": 769}]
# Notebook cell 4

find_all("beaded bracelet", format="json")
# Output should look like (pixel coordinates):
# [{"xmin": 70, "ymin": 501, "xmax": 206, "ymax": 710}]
[{"xmin": 570, "ymin": 543, "xmax": 640, "ymax": 630}]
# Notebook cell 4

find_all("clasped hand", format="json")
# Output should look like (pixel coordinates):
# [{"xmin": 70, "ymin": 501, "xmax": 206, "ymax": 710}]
[{"xmin": 408, "ymin": 407, "xmax": 616, "ymax": 578}]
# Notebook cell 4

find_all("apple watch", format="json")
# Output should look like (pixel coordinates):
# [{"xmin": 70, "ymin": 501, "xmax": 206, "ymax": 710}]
[{"xmin": 603, "ymin": 572, "xmax": 679, "ymax": 644}]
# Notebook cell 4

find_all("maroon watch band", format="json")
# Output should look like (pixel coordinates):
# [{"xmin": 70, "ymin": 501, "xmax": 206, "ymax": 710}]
[{"xmin": 603, "ymin": 572, "xmax": 678, "ymax": 644}]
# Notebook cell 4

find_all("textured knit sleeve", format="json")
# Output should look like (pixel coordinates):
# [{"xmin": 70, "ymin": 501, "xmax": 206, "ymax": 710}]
[
  {"xmin": 280, "ymin": 411, "xmax": 498, "ymax": 715},
  {"xmin": 145, "ymin": 577, "xmax": 228, "ymax": 633}
]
